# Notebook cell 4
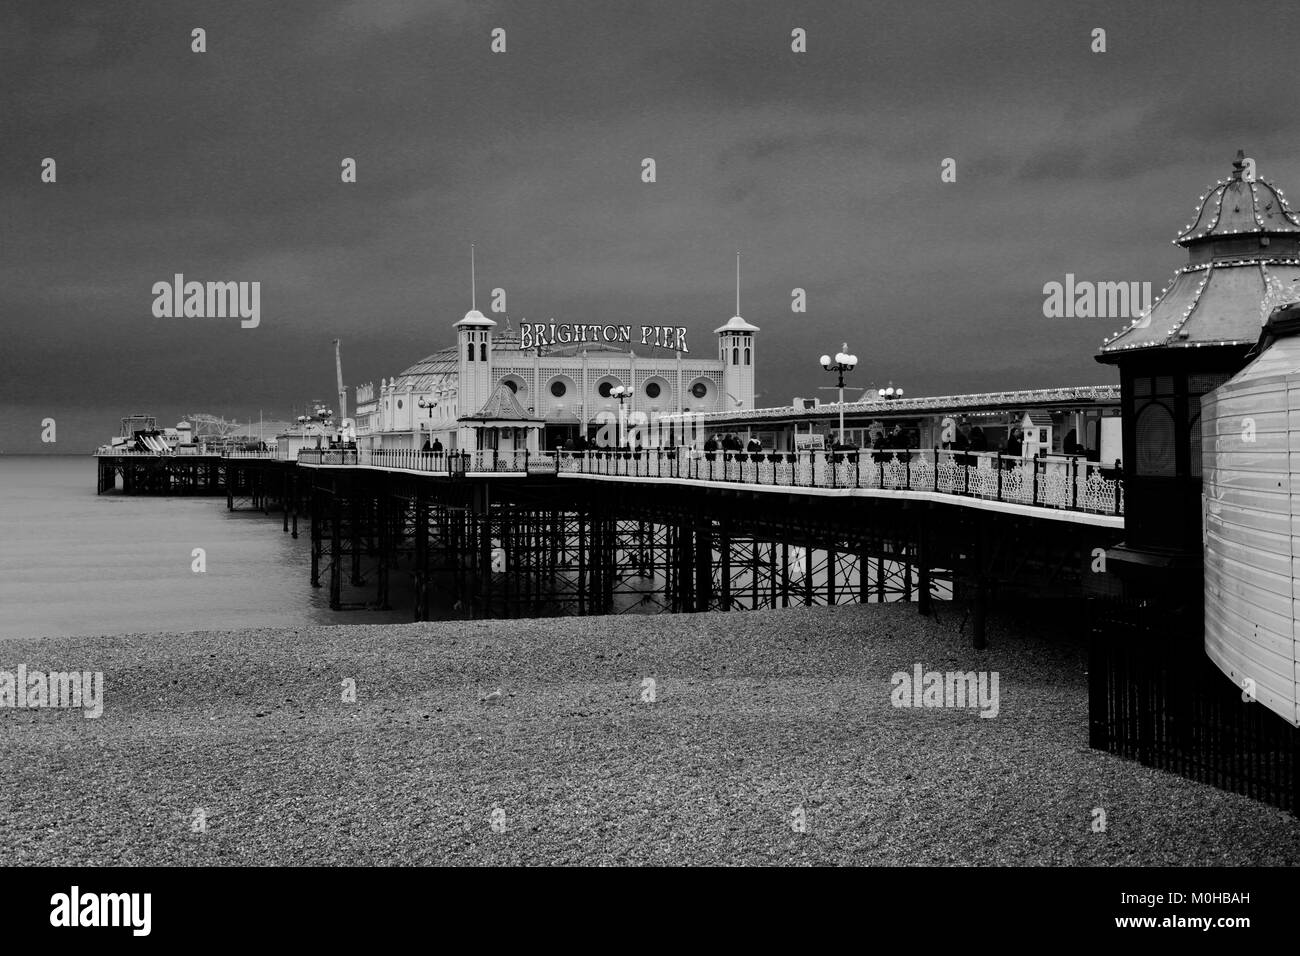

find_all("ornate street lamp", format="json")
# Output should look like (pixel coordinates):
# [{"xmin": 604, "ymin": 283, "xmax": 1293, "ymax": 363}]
[
  {"xmin": 418, "ymin": 397, "xmax": 438, "ymax": 425},
  {"xmin": 877, "ymin": 383, "xmax": 904, "ymax": 401},
  {"xmin": 819, "ymin": 344, "xmax": 858, "ymax": 446},
  {"xmin": 610, "ymin": 384, "xmax": 630, "ymax": 449}
]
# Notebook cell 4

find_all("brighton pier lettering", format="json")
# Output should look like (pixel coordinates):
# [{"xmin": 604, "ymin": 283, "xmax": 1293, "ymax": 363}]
[{"xmin": 519, "ymin": 322, "xmax": 688, "ymax": 353}]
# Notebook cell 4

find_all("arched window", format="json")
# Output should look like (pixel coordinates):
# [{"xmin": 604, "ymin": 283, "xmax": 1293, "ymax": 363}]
[
  {"xmin": 1135, "ymin": 401, "xmax": 1176, "ymax": 477},
  {"xmin": 732, "ymin": 347, "xmax": 739, "ymax": 365},
  {"xmin": 480, "ymin": 342, "xmax": 487, "ymax": 362},
  {"xmin": 467, "ymin": 342, "xmax": 474, "ymax": 361},
  {"xmin": 744, "ymin": 347, "xmax": 751, "ymax": 365}
]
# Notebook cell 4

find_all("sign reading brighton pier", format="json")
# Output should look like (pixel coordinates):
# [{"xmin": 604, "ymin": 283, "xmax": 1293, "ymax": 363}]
[{"xmin": 519, "ymin": 322, "xmax": 689, "ymax": 353}]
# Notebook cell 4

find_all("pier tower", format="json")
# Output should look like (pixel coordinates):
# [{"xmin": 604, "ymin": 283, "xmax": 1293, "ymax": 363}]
[
  {"xmin": 714, "ymin": 255, "xmax": 759, "ymax": 410},
  {"xmin": 455, "ymin": 308, "xmax": 496, "ymax": 450},
  {"xmin": 455, "ymin": 245, "xmax": 497, "ymax": 450},
  {"xmin": 1097, "ymin": 150, "xmax": 1300, "ymax": 592}
]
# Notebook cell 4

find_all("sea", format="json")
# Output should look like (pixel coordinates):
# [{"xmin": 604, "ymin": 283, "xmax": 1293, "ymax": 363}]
[{"xmin": 0, "ymin": 456, "xmax": 411, "ymax": 641}]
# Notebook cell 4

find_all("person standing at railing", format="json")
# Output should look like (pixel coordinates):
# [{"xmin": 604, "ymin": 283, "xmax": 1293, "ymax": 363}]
[{"xmin": 431, "ymin": 438, "xmax": 442, "ymax": 453}]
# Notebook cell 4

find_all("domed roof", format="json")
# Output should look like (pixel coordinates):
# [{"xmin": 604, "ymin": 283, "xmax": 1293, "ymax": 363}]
[
  {"xmin": 387, "ymin": 332, "xmax": 532, "ymax": 390},
  {"xmin": 1175, "ymin": 151, "xmax": 1300, "ymax": 246},
  {"xmin": 1098, "ymin": 260, "xmax": 1297, "ymax": 355},
  {"xmin": 1099, "ymin": 152, "xmax": 1300, "ymax": 358},
  {"xmin": 713, "ymin": 315, "xmax": 760, "ymax": 334},
  {"xmin": 388, "ymin": 346, "xmax": 460, "ymax": 391}
]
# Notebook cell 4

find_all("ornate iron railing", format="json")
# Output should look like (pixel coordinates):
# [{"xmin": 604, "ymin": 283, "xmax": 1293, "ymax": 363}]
[
  {"xmin": 559, "ymin": 448, "xmax": 1124, "ymax": 516},
  {"xmin": 296, "ymin": 447, "xmax": 1123, "ymax": 516}
]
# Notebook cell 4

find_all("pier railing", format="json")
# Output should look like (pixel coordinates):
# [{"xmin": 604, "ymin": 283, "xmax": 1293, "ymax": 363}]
[
  {"xmin": 297, "ymin": 448, "xmax": 556, "ymax": 474},
  {"xmin": 297, "ymin": 446, "xmax": 1122, "ymax": 516},
  {"xmin": 95, "ymin": 449, "xmax": 281, "ymax": 459},
  {"xmin": 561, "ymin": 448, "xmax": 1124, "ymax": 516}
]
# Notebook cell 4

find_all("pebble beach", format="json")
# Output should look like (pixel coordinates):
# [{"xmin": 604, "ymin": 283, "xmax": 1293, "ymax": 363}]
[{"xmin": 2, "ymin": 604, "xmax": 1297, "ymax": 866}]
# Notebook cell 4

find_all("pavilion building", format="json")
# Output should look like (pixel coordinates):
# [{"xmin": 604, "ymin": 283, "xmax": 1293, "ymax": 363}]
[{"xmin": 354, "ymin": 303, "xmax": 758, "ymax": 453}]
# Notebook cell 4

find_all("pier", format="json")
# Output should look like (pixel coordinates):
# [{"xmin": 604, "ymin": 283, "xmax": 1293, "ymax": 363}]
[{"xmin": 96, "ymin": 446, "xmax": 1122, "ymax": 650}]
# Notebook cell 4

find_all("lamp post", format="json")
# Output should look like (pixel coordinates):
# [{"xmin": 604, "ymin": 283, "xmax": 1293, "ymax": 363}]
[
  {"xmin": 819, "ymin": 344, "xmax": 858, "ymax": 446},
  {"xmin": 877, "ymin": 383, "xmax": 904, "ymax": 401},
  {"xmin": 299, "ymin": 407, "xmax": 332, "ymax": 449},
  {"xmin": 418, "ymin": 397, "xmax": 438, "ymax": 445},
  {"xmin": 610, "ymin": 385, "xmax": 630, "ymax": 449}
]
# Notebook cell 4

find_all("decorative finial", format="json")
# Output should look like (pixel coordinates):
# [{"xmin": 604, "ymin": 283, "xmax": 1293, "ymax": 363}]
[
  {"xmin": 1232, "ymin": 149, "xmax": 1246, "ymax": 181},
  {"xmin": 470, "ymin": 242, "xmax": 477, "ymax": 311}
]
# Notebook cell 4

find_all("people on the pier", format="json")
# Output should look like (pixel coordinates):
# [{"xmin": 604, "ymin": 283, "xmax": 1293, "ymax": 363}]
[
  {"xmin": 431, "ymin": 438, "xmax": 443, "ymax": 454},
  {"xmin": 422, "ymin": 438, "xmax": 431, "ymax": 452},
  {"xmin": 1005, "ymin": 427, "xmax": 1023, "ymax": 458},
  {"xmin": 703, "ymin": 434, "xmax": 719, "ymax": 460}
]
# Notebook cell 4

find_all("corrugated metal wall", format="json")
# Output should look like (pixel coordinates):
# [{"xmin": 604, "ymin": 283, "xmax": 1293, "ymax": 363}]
[{"xmin": 1202, "ymin": 337, "xmax": 1300, "ymax": 726}]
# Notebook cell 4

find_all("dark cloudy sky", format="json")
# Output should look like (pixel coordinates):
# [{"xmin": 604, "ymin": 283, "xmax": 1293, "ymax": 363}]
[{"xmin": 6, "ymin": 0, "xmax": 1300, "ymax": 452}]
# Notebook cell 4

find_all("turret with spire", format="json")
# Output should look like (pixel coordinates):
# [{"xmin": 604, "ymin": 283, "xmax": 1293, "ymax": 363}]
[
  {"xmin": 455, "ymin": 243, "xmax": 496, "ymax": 448},
  {"xmin": 715, "ymin": 252, "xmax": 760, "ymax": 409}
]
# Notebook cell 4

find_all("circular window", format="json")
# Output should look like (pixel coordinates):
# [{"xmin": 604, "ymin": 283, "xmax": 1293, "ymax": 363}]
[
  {"xmin": 503, "ymin": 380, "xmax": 518, "ymax": 393},
  {"xmin": 645, "ymin": 382, "xmax": 661, "ymax": 399},
  {"xmin": 598, "ymin": 381, "xmax": 613, "ymax": 398},
  {"xmin": 550, "ymin": 380, "xmax": 567, "ymax": 398},
  {"xmin": 691, "ymin": 382, "xmax": 708, "ymax": 399}
]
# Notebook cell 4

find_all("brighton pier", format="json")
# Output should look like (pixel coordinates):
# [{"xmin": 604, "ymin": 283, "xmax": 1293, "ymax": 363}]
[{"xmin": 95, "ymin": 152, "xmax": 1300, "ymax": 816}]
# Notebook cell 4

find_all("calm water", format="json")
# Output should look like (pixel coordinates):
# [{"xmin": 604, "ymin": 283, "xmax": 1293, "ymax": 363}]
[{"xmin": 0, "ymin": 456, "xmax": 410, "ymax": 640}]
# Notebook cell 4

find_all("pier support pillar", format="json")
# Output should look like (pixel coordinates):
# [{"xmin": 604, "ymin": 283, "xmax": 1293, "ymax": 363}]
[
  {"xmin": 375, "ymin": 486, "xmax": 391, "ymax": 611},
  {"xmin": 350, "ymin": 486, "xmax": 363, "ymax": 587},
  {"xmin": 917, "ymin": 513, "xmax": 932, "ymax": 617},
  {"xmin": 971, "ymin": 515, "xmax": 988, "ymax": 650},
  {"xmin": 329, "ymin": 488, "xmax": 342, "ymax": 610},
  {"xmin": 719, "ymin": 520, "xmax": 731, "ymax": 611},
  {"xmin": 695, "ymin": 521, "xmax": 713, "ymax": 612},
  {"xmin": 413, "ymin": 486, "xmax": 429, "ymax": 622},
  {"xmin": 310, "ymin": 485, "xmax": 322, "ymax": 589}
]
